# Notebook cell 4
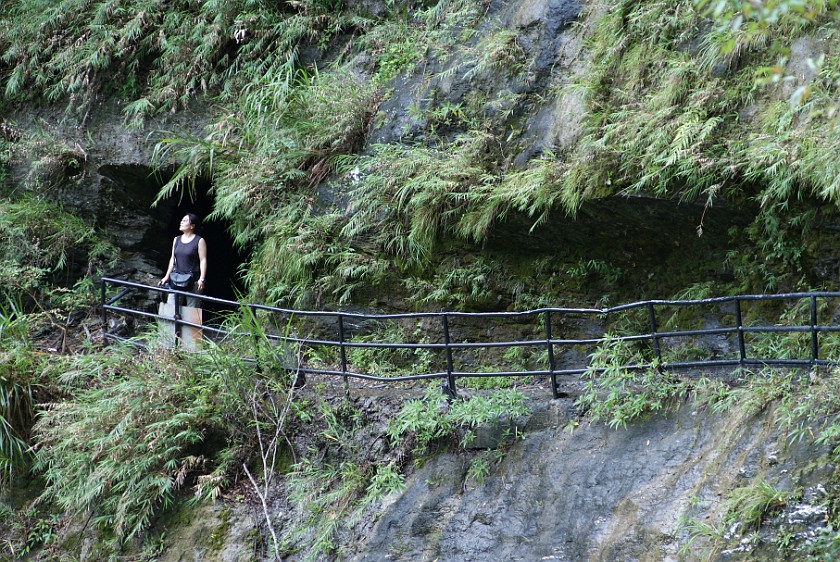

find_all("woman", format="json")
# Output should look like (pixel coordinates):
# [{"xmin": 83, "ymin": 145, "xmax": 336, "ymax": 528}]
[{"xmin": 159, "ymin": 213, "xmax": 208, "ymax": 309}]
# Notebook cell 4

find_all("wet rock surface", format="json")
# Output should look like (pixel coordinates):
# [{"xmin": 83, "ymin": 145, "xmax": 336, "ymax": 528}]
[{"xmin": 348, "ymin": 397, "xmax": 831, "ymax": 562}]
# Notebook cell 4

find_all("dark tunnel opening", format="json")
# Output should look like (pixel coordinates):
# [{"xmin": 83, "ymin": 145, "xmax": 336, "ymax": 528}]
[
  {"xmin": 97, "ymin": 164, "xmax": 248, "ymax": 323},
  {"xmin": 159, "ymin": 179, "xmax": 248, "ymax": 323}
]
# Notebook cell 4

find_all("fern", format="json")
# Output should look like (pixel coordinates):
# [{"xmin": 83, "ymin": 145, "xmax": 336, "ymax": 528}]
[
  {"xmin": 34, "ymin": 356, "xmax": 210, "ymax": 540},
  {"xmin": 0, "ymin": 293, "xmax": 34, "ymax": 486},
  {"xmin": 0, "ymin": 196, "xmax": 118, "ymax": 292},
  {"xmin": 0, "ymin": 0, "xmax": 362, "ymax": 117}
]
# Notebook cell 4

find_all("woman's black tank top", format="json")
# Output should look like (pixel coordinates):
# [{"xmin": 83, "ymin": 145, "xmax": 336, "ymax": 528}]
[{"xmin": 174, "ymin": 235, "xmax": 202, "ymax": 274}]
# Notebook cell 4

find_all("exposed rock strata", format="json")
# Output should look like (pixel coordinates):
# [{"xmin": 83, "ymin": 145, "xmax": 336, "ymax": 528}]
[{"xmin": 351, "ymin": 398, "xmax": 829, "ymax": 562}]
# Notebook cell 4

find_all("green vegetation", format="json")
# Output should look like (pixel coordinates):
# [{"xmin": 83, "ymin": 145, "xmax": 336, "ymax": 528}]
[
  {"xmin": 0, "ymin": 0, "xmax": 366, "ymax": 122},
  {"xmin": 465, "ymin": 449, "xmax": 505, "ymax": 488},
  {"xmin": 344, "ymin": 320, "xmax": 438, "ymax": 378},
  {"xmin": 1, "ymin": 283, "xmax": 533, "ymax": 559},
  {"xmin": 4, "ymin": 0, "xmax": 840, "ymax": 558},
  {"xmin": 1, "ymin": 0, "xmax": 839, "ymax": 307},
  {"xmin": 153, "ymin": 61, "xmax": 379, "ymax": 307},
  {"xmin": 576, "ymin": 338, "xmax": 840, "ymax": 558},
  {"xmin": 0, "ymin": 179, "xmax": 116, "ymax": 494},
  {"xmin": 563, "ymin": 0, "xmax": 840, "ymax": 293},
  {"xmin": 678, "ymin": 474, "xmax": 795, "ymax": 559},
  {"xmin": 146, "ymin": 0, "xmax": 840, "ymax": 304},
  {"xmin": 0, "ymin": 197, "xmax": 117, "ymax": 293},
  {"xmin": 283, "ymin": 443, "xmax": 404, "ymax": 560},
  {"xmin": 725, "ymin": 479, "xmax": 790, "ymax": 531},
  {"xmin": 4, "ymin": 306, "xmax": 307, "ymax": 556},
  {"xmin": 574, "ymin": 336, "xmax": 693, "ymax": 429},
  {"xmin": 277, "ymin": 385, "xmax": 526, "ymax": 560},
  {"xmin": 573, "ymin": 291, "xmax": 840, "ymax": 559},
  {"xmin": 7, "ymin": 0, "xmax": 832, "ymax": 307},
  {"xmin": 386, "ymin": 385, "xmax": 528, "ymax": 452},
  {"xmin": 0, "ymin": 294, "xmax": 33, "ymax": 486},
  {"xmin": 34, "ymin": 346, "xmax": 221, "ymax": 542}
]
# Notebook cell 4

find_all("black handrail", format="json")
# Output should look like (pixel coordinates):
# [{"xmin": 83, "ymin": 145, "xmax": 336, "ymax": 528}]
[{"xmin": 100, "ymin": 277, "xmax": 840, "ymax": 398}]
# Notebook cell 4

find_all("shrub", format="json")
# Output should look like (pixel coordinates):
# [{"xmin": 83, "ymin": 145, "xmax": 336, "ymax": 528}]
[
  {"xmin": 33, "ymin": 347, "xmax": 220, "ymax": 541},
  {"xmin": 575, "ymin": 336, "xmax": 692, "ymax": 429},
  {"xmin": 0, "ymin": 196, "xmax": 117, "ymax": 293},
  {"xmin": 0, "ymin": 292, "xmax": 34, "ymax": 486},
  {"xmin": 386, "ymin": 385, "xmax": 529, "ymax": 452}
]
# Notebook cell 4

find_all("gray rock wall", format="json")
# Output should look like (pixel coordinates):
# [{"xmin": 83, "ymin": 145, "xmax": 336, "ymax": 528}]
[{"xmin": 350, "ymin": 398, "xmax": 827, "ymax": 562}]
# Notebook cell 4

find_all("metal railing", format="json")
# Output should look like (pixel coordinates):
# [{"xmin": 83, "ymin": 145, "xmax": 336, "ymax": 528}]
[{"xmin": 101, "ymin": 276, "xmax": 840, "ymax": 398}]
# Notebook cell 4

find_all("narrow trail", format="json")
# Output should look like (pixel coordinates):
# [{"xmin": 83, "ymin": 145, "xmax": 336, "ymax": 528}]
[{"xmin": 102, "ymin": 276, "xmax": 840, "ymax": 399}]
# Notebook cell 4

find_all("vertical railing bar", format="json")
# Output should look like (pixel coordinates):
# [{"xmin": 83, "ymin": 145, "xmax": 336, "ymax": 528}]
[
  {"xmin": 647, "ymin": 302, "xmax": 662, "ymax": 365},
  {"xmin": 100, "ymin": 278, "xmax": 108, "ymax": 343},
  {"xmin": 545, "ymin": 311, "xmax": 559, "ymax": 398},
  {"xmin": 338, "ymin": 314, "xmax": 349, "ymax": 395},
  {"xmin": 174, "ymin": 288, "xmax": 181, "ymax": 345},
  {"xmin": 442, "ymin": 315, "xmax": 456, "ymax": 397},
  {"xmin": 810, "ymin": 295, "xmax": 819, "ymax": 365},
  {"xmin": 735, "ymin": 298, "xmax": 746, "ymax": 366},
  {"xmin": 250, "ymin": 303, "xmax": 261, "ymax": 373}
]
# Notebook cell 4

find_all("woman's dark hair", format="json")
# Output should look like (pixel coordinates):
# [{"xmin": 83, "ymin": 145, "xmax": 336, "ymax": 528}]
[{"xmin": 186, "ymin": 213, "xmax": 200, "ymax": 228}]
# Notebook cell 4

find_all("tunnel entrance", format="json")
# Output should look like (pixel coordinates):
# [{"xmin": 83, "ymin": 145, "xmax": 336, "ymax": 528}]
[
  {"xmin": 156, "ymin": 178, "xmax": 249, "ymax": 329},
  {"xmin": 97, "ymin": 164, "xmax": 248, "ymax": 321},
  {"xmin": 162, "ymin": 180, "xmax": 246, "ymax": 305}
]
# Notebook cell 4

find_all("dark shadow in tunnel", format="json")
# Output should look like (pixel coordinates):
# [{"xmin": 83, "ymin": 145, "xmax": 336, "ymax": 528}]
[
  {"xmin": 162, "ymin": 178, "xmax": 248, "ymax": 325},
  {"xmin": 97, "ymin": 163, "xmax": 248, "ymax": 325}
]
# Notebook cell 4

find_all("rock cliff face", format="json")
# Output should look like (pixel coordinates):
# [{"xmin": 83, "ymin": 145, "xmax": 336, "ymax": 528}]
[
  {"xmin": 350, "ymin": 398, "xmax": 827, "ymax": 562},
  {"xmin": 4, "ymin": 1, "xmax": 839, "ymax": 560},
  {"xmin": 150, "ymin": 393, "xmax": 830, "ymax": 562},
  {"xmin": 2, "ymin": 0, "xmax": 769, "ymax": 309}
]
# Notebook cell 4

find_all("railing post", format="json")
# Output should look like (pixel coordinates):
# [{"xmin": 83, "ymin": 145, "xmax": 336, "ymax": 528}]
[
  {"xmin": 338, "ymin": 314, "xmax": 349, "ymax": 394},
  {"xmin": 735, "ymin": 298, "xmax": 746, "ymax": 366},
  {"xmin": 545, "ymin": 311, "xmax": 559, "ymax": 398},
  {"xmin": 174, "ymin": 290, "xmax": 181, "ymax": 345},
  {"xmin": 442, "ymin": 315, "xmax": 456, "ymax": 397},
  {"xmin": 100, "ymin": 278, "xmax": 107, "ymax": 343},
  {"xmin": 647, "ymin": 302, "xmax": 662, "ymax": 365},
  {"xmin": 810, "ymin": 295, "xmax": 819, "ymax": 365},
  {"xmin": 250, "ymin": 304, "xmax": 267, "ymax": 374}
]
